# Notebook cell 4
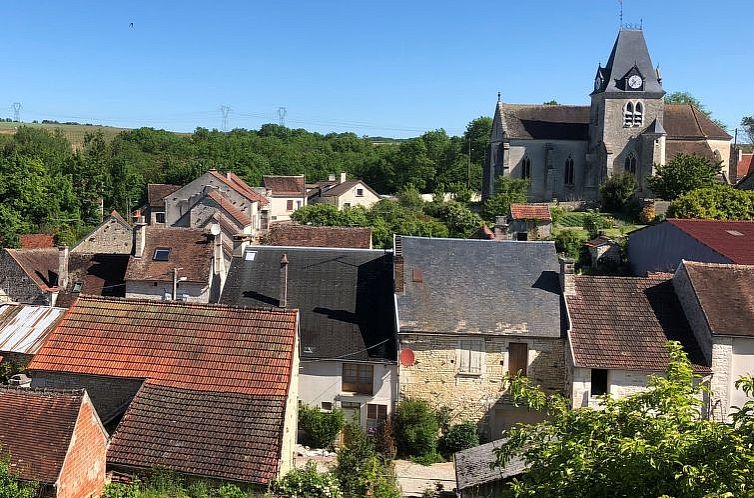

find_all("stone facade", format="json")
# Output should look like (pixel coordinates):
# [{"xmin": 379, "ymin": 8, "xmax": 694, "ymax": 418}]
[
  {"xmin": 0, "ymin": 251, "xmax": 50, "ymax": 305},
  {"xmin": 399, "ymin": 333, "xmax": 565, "ymax": 439},
  {"xmin": 71, "ymin": 214, "xmax": 132, "ymax": 255},
  {"xmin": 507, "ymin": 219, "xmax": 552, "ymax": 240}
]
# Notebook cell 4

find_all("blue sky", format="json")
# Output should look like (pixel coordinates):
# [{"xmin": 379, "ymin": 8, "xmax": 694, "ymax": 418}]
[{"xmin": 5, "ymin": 0, "xmax": 752, "ymax": 138}]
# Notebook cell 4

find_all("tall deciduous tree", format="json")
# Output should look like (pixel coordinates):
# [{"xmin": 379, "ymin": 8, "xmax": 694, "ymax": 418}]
[
  {"xmin": 495, "ymin": 342, "xmax": 754, "ymax": 497},
  {"xmin": 482, "ymin": 177, "xmax": 529, "ymax": 223},
  {"xmin": 742, "ymin": 116, "xmax": 754, "ymax": 145},
  {"xmin": 647, "ymin": 153, "xmax": 720, "ymax": 200}
]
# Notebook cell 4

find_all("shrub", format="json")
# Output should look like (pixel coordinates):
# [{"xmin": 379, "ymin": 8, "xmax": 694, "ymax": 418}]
[
  {"xmin": 409, "ymin": 452, "xmax": 445, "ymax": 466},
  {"xmin": 272, "ymin": 461, "xmax": 342, "ymax": 498},
  {"xmin": 482, "ymin": 177, "xmax": 529, "ymax": 223},
  {"xmin": 393, "ymin": 399, "xmax": 440, "ymax": 458},
  {"xmin": 667, "ymin": 184, "xmax": 754, "ymax": 220},
  {"xmin": 100, "ymin": 483, "xmax": 140, "ymax": 498},
  {"xmin": 336, "ymin": 424, "xmax": 401, "ymax": 498},
  {"xmin": 554, "ymin": 230, "xmax": 588, "ymax": 259},
  {"xmin": 216, "ymin": 484, "xmax": 247, "ymax": 498},
  {"xmin": 298, "ymin": 405, "xmax": 344, "ymax": 449},
  {"xmin": 439, "ymin": 422, "xmax": 480, "ymax": 457},
  {"xmin": 582, "ymin": 210, "xmax": 610, "ymax": 238},
  {"xmin": 600, "ymin": 173, "xmax": 637, "ymax": 212},
  {"xmin": 647, "ymin": 153, "xmax": 719, "ymax": 201},
  {"xmin": 372, "ymin": 419, "xmax": 397, "ymax": 460}
]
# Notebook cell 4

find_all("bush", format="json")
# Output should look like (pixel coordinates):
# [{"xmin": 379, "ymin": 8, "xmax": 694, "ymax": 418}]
[
  {"xmin": 272, "ymin": 461, "xmax": 342, "ymax": 498},
  {"xmin": 554, "ymin": 230, "xmax": 588, "ymax": 259},
  {"xmin": 409, "ymin": 452, "xmax": 445, "ymax": 466},
  {"xmin": 372, "ymin": 419, "xmax": 397, "ymax": 460},
  {"xmin": 393, "ymin": 399, "xmax": 440, "ymax": 458},
  {"xmin": 667, "ymin": 184, "xmax": 754, "ymax": 220},
  {"xmin": 335, "ymin": 424, "xmax": 401, "ymax": 498},
  {"xmin": 439, "ymin": 422, "xmax": 480, "ymax": 457},
  {"xmin": 100, "ymin": 483, "xmax": 140, "ymax": 498},
  {"xmin": 482, "ymin": 177, "xmax": 529, "ymax": 223},
  {"xmin": 647, "ymin": 153, "xmax": 719, "ymax": 201},
  {"xmin": 298, "ymin": 405, "xmax": 344, "ymax": 449},
  {"xmin": 600, "ymin": 173, "xmax": 637, "ymax": 212},
  {"xmin": 582, "ymin": 210, "xmax": 610, "ymax": 238}
]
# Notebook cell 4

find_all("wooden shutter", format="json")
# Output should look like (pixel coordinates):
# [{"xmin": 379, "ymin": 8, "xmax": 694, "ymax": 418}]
[
  {"xmin": 508, "ymin": 342, "xmax": 528, "ymax": 376},
  {"xmin": 459, "ymin": 340, "xmax": 484, "ymax": 374},
  {"xmin": 470, "ymin": 341, "xmax": 484, "ymax": 374},
  {"xmin": 458, "ymin": 342, "xmax": 471, "ymax": 373},
  {"xmin": 286, "ymin": 199, "xmax": 294, "ymax": 211}
]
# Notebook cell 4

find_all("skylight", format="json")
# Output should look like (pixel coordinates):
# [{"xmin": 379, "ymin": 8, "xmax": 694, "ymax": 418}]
[
  {"xmin": 153, "ymin": 248, "xmax": 171, "ymax": 261},
  {"xmin": 244, "ymin": 249, "xmax": 257, "ymax": 261},
  {"xmin": 726, "ymin": 230, "xmax": 744, "ymax": 237}
]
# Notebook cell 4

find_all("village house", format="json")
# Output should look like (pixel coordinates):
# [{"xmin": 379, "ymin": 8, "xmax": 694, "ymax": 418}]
[
  {"xmin": 0, "ymin": 245, "xmax": 67, "ymax": 305},
  {"xmin": 124, "ymin": 224, "xmax": 225, "ymax": 303},
  {"xmin": 628, "ymin": 219, "xmax": 754, "ymax": 275},
  {"xmin": 507, "ymin": 203, "xmax": 553, "ymax": 240},
  {"xmin": 395, "ymin": 236, "xmax": 565, "ymax": 440},
  {"xmin": 307, "ymin": 173, "xmax": 381, "ymax": 210},
  {"xmin": 0, "ymin": 387, "xmax": 108, "ymax": 498},
  {"xmin": 264, "ymin": 223, "xmax": 373, "ymax": 249},
  {"xmin": 28, "ymin": 295, "xmax": 299, "ymax": 489},
  {"xmin": 585, "ymin": 235, "xmax": 621, "ymax": 270},
  {"xmin": 260, "ymin": 175, "xmax": 307, "ymax": 222},
  {"xmin": 142, "ymin": 183, "xmax": 181, "ymax": 225},
  {"xmin": 70, "ymin": 211, "xmax": 133, "ymax": 255},
  {"xmin": 0, "ymin": 304, "xmax": 66, "ymax": 371},
  {"xmin": 221, "ymin": 244, "xmax": 396, "ymax": 431},
  {"xmin": 733, "ymin": 150, "xmax": 753, "ymax": 185},
  {"xmin": 563, "ymin": 264, "xmax": 710, "ymax": 409}
]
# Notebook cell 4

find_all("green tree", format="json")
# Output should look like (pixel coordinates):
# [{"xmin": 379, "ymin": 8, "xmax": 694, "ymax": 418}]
[
  {"xmin": 647, "ymin": 153, "xmax": 720, "ymax": 200},
  {"xmin": 397, "ymin": 185, "xmax": 425, "ymax": 212},
  {"xmin": 393, "ymin": 399, "xmax": 440, "ymax": 458},
  {"xmin": 667, "ymin": 184, "xmax": 754, "ymax": 219},
  {"xmin": 542, "ymin": 100, "xmax": 559, "ymax": 105},
  {"xmin": 482, "ymin": 177, "xmax": 529, "ymax": 223},
  {"xmin": 600, "ymin": 172, "xmax": 637, "ymax": 212},
  {"xmin": 298, "ymin": 404, "xmax": 345, "ymax": 449},
  {"xmin": 273, "ymin": 461, "xmax": 343, "ymax": 498},
  {"xmin": 0, "ymin": 455, "xmax": 38, "ymax": 498},
  {"xmin": 495, "ymin": 342, "xmax": 754, "ymax": 497},
  {"xmin": 665, "ymin": 91, "xmax": 728, "ymax": 131},
  {"xmin": 334, "ymin": 424, "xmax": 401, "ymax": 498},
  {"xmin": 425, "ymin": 201, "xmax": 483, "ymax": 238},
  {"xmin": 742, "ymin": 116, "xmax": 754, "ymax": 145}
]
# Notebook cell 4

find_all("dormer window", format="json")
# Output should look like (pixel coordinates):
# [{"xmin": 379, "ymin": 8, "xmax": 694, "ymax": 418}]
[
  {"xmin": 153, "ymin": 248, "xmax": 171, "ymax": 261},
  {"xmin": 624, "ymin": 101, "xmax": 643, "ymax": 128}
]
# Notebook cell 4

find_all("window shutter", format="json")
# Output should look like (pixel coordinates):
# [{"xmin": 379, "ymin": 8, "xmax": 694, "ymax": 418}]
[
  {"xmin": 458, "ymin": 342, "xmax": 470, "ymax": 373},
  {"xmin": 508, "ymin": 342, "xmax": 528, "ymax": 376},
  {"xmin": 470, "ymin": 344, "xmax": 483, "ymax": 374}
]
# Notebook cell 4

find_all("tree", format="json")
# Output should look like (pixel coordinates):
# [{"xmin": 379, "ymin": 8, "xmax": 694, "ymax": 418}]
[
  {"xmin": 665, "ymin": 91, "xmax": 727, "ymax": 131},
  {"xmin": 482, "ymin": 177, "xmax": 529, "ymax": 223},
  {"xmin": 599, "ymin": 172, "xmax": 636, "ymax": 212},
  {"xmin": 742, "ymin": 116, "xmax": 754, "ymax": 145},
  {"xmin": 393, "ymin": 399, "xmax": 440, "ymax": 458},
  {"xmin": 542, "ymin": 100, "xmax": 559, "ymax": 105},
  {"xmin": 667, "ymin": 184, "xmax": 754, "ymax": 219},
  {"xmin": 334, "ymin": 424, "xmax": 401, "ymax": 498},
  {"xmin": 647, "ymin": 153, "xmax": 720, "ymax": 200},
  {"xmin": 0, "ymin": 455, "xmax": 37, "ymax": 498},
  {"xmin": 495, "ymin": 342, "xmax": 754, "ymax": 497}
]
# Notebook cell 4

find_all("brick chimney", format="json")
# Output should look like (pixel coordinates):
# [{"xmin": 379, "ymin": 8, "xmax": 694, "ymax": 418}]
[
  {"xmin": 57, "ymin": 245, "xmax": 69, "ymax": 289},
  {"xmin": 133, "ymin": 217, "xmax": 147, "ymax": 258},
  {"xmin": 340, "ymin": 172, "xmax": 347, "ymax": 184},
  {"xmin": 328, "ymin": 173, "xmax": 336, "ymax": 182},
  {"xmin": 279, "ymin": 253, "xmax": 289, "ymax": 308},
  {"xmin": 232, "ymin": 234, "xmax": 250, "ymax": 257},
  {"xmin": 559, "ymin": 256, "xmax": 576, "ymax": 297},
  {"xmin": 213, "ymin": 230, "xmax": 224, "ymax": 276},
  {"xmin": 226, "ymin": 170, "xmax": 233, "ymax": 180},
  {"xmin": 493, "ymin": 216, "xmax": 508, "ymax": 241}
]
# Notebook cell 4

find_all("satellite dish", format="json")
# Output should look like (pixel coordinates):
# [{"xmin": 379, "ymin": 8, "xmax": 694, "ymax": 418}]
[
  {"xmin": 399, "ymin": 348, "xmax": 416, "ymax": 367},
  {"xmin": 210, "ymin": 223, "xmax": 221, "ymax": 236}
]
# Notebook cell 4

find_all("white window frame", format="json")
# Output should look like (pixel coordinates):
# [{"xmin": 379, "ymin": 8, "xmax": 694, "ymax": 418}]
[{"xmin": 458, "ymin": 339, "xmax": 485, "ymax": 376}]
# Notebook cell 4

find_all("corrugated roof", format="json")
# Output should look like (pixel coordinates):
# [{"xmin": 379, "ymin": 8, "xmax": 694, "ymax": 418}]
[
  {"xmin": 0, "ymin": 304, "xmax": 66, "ymax": 354},
  {"xmin": 667, "ymin": 219, "xmax": 754, "ymax": 265}
]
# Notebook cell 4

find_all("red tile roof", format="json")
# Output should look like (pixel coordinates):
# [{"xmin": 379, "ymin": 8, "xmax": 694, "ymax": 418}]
[
  {"xmin": 667, "ymin": 219, "xmax": 754, "ymax": 265},
  {"xmin": 19, "ymin": 234, "xmax": 55, "ymax": 249},
  {"xmin": 470, "ymin": 225, "xmax": 495, "ymax": 240},
  {"xmin": 208, "ymin": 170, "xmax": 269, "ymax": 206},
  {"xmin": 108, "ymin": 383, "xmax": 287, "ymax": 484},
  {"xmin": 5, "ymin": 248, "xmax": 60, "ymax": 291},
  {"xmin": 681, "ymin": 261, "xmax": 754, "ymax": 337},
  {"xmin": 263, "ymin": 176, "xmax": 306, "ymax": 197},
  {"xmin": 28, "ymin": 296, "xmax": 298, "ymax": 396},
  {"xmin": 509, "ymin": 203, "xmax": 552, "ymax": 221},
  {"xmin": 206, "ymin": 189, "xmax": 253, "ymax": 227},
  {"xmin": 125, "ymin": 227, "xmax": 214, "ymax": 283},
  {"xmin": 738, "ymin": 153, "xmax": 753, "ymax": 180},
  {"xmin": 266, "ymin": 224, "xmax": 372, "ymax": 249},
  {"xmin": 568, "ymin": 275, "xmax": 709, "ymax": 372},
  {"xmin": 147, "ymin": 184, "xmax": 181, "ymax": 209},
  {"xmin": 0, "ymin": 387, "xmax": 86, "ymax": 485}
]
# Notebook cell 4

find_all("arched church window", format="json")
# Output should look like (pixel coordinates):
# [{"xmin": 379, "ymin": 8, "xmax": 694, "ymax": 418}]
[
  {"xmin": 564, "ymin": 156, "xmax": 575, "ymax": 186},
  {"xmin": 624, "ymin": 102, "xmax": 634, "ymax": 127},
  {"xmin": 522, "ymin": 156, "xmax": 531, "ymax": 180},
  {"xmin": 634, "ymin": 102, "xmax": 644, "ymax": 126},
  {"xmin": 624, "ymin": 152, "xmax": 637, "ymax": 174}
]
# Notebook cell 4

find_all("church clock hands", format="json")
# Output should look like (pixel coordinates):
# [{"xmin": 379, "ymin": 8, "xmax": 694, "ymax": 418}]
[{"xmin": 628, "ymin": 75, "xmax": 643, "ymax": 89}]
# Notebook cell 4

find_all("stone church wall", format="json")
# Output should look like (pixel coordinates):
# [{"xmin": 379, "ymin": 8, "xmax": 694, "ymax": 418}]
[{"xmin": 507, "ymin": 140, "xmax": 590, "ymax": 202}]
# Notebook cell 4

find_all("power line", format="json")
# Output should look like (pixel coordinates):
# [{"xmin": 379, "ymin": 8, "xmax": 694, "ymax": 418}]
[
  {"xmin": 277, "ymin": 106, "xmax": 287, "ymax": 127},
  {"xmin": 219, "ymin": 105, "xmax": 231, "ymax": 132},
  {"xmin": 12, "ymin": 102, "xmax": 22, "ymax": 122}
]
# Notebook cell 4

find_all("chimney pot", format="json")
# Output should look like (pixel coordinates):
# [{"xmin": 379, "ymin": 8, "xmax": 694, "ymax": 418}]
[
  {"xmin": 133, "ymin": 219, "xmax": 147, "ymax": 258},
  {"xmin": 340, "ymin": 172, "xmax": 347, "ymax": 184},
  {"xmin": 57, "ymin": 245, "xmax": 69, "ymax": 289},
  {"xmin": 328, "ymin": 174, "xmax": 336, "ymax": 182},
  {"xmin": 227, "ymin": 171, "xmax": 232, "ymax": 180},
  {"xmin": 559, "ymin": 256, "xmax": 576, "ymax": 297},
  {"xmin": 279, "ymin": 253, "xmax": 289, "ymax": 308}
]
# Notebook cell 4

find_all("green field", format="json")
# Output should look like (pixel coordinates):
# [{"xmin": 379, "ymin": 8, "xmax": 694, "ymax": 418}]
[{"xmin": 0, "ymin": 121, "xmax": 130, "ymax": 149}]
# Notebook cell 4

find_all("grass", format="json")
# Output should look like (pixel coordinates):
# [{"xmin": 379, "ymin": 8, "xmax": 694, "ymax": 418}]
[{"xmin": 0, "ymin": 121, "xmax": 128, "ymax": 149}]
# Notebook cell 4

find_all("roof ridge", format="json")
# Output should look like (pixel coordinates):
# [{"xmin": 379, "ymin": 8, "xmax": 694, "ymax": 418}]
[
  {"xmin": 72, "ymin": 294, "xmax": 299, "ymax": 315},
  {"xmin": 0, "ymin": 385, "xmax": 85, "ymax": 397}
]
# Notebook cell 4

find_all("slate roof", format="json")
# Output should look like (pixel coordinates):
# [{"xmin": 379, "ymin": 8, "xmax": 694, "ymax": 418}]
[
  {"xmin": 0, "ymin": 387, "xmax": 85, "ymax": 485},
  {"xmin": 29, "ymin": 296, "xmax": 298, "ymax": 395},
  {"xmin": 568, "ymin": 275, "xmax": 709, "ymax": 372},
  {"xmin": 266, "ymin": 224, "xmax": 372, "ymax": 249},
  {"xmin": 208, "ymin": 170, "xmax": 269, "ymax": 206},
  {"xmin": 455, "ymin": 439, "xmax": 525, "ymax": 490},
  {"xmin": 263, "ymin": 176, "xmax": 306, "ymax": 197},
  {"xmin": 0, "ymin": 304, "xmax": 66, "ymax": 354},
  {"xmin": 56, "ymin": 253, "xmax": 129, "ymax": 307},
  {"xmin": 681, "ymin": 261, "xmax": 754, "ymax": 337},
  {"xmin": 510, "ymin": 203, "xmax": 552, "ymax": 221},
  {"xmin": 125, "ymin": 227, "xmax": 214, "ymax": 284},
  {"xmin": 396, "ymin": 237, "xmax": 562, "ymax": 337},
  {"xmin": 206, "ymin": 189, "xmax": 252, "ymax": 227},
  {"xmin": 19, "ymin": 234, "xmax": 55, "ymax": 249},
  {"xmin": 596, "ymin": 28, "xmax": 664, "ymax": 95},
  {"xmin": 147, "ymin": 184, "xmax": 181, "ymax": 209},
  {"xmin": 320, "ymin": 180, "xmax": 379, "ymax": 198},
  {"xmin": 5, "ymin": 247, "xmax": 60, "ymax": 291},
  {"xmin": 221, "ymin": 246, "xmax": 396, "ymax": 362},
  {"xmin": 666, "ymin": 219, "xmax": 754, "ymax": 265},
  {"xmin": 108, "ymin": 383, "xmax": 287, "ymax": 484}
]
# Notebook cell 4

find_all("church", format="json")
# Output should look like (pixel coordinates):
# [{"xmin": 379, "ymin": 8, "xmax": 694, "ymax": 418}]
[{"xmin": 483, "ymin": 27, "xmax": 732, "ymax": 202}]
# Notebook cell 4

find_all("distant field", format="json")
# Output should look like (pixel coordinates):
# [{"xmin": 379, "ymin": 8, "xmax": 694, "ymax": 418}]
[{"xmin": 0, "ymin": 121, "xmax": 129, "ymax": 149}]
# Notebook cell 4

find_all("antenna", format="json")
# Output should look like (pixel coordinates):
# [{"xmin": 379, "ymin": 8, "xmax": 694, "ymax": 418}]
[
  {"xmin": 12, "ymin": 102, "xmax": 22, "ymax": 122},
  {"xmin": 220, "ymin": 105, "xmax": 231, "ymax": 132},
  {"xmin": 619, "ymin": 0, "xmax": 624, "ymax": 28},
  {"xmin": 277, "ymin": 107, "xmax": 287, "ymax": 127}
]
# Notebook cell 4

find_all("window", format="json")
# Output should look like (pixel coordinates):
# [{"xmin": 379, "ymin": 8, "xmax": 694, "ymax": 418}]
[
  {"xmin": 591, "ymin": 369, "xmax": 608, "ymax": 396},
  {"xmin": 564, "ymin": 156, "xmax": 575, "ymax": 186},
  {"xmin": 521, "ymin": 156, "xmax": 531, "ymax": 179},
  {"xmin": 153, "ymin": 248, "xmax": 170, "ymax": 261},
  {"xmin": 508, "ymin": 342, "xmax": 528, "ymax": 376},
  {"xmin": 356, "ymin": 188, "xmax": 364, "ymax": 197},
  {"xmin": 295, "ymin": 200, "xmax": 302, "ymax": 209},
  {"xmin": 367, "ymin": 403, "xmax": 387, "ymax": 421},
  {"xmin": 342, "ymin": 363, "xmax": 373, "ymax": 395},
  {"xmin": 244, "ymin": 249, "xmax": 257, "ymax": 261},
  {"xmin": 155, "ymin": 212, "xmax": 166, "ymax": 224},
  {"xmin": 286, "ymin": 199, "xmax": 294, "ymax": 211},
  {"xmin": 624, "ymin": 102, "xmax": 634, "ymax": 126},
  {"xmin": 458, "ymin": 339, "xmax": 484, "ymax": 375},
  {"xmin": 624, "ymin": 152, "xmax": 637, "ymax": 174},
  {"xmin": 321, "ymin": 401, "xmax": 333, "ymax": 411},
  {"xmin": 624, "ymin": 101, "xmax": 643, "ymax": 127},
  {"xmin": 72, "ymin": 282, "xmax": 83, "ymax": 293},
  {"xmin": 634, "ymin": 102, "xmax": 643, "ymax": 126},
  {"xmin": 343, "ymin": 202, "xmax": 351, "ymax": 208}
]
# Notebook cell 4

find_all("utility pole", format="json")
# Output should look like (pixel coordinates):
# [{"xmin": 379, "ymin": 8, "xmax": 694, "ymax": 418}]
[
  {"xmin": 277, "ymin": 107, "xmax": 287, "ymax": 127},
  {"xmin": 12, "ymin": 102, "xmax": 21, "ymax": 122},
  {"xmin": 220, "ymin": 105, "xmax": 231, "ymax": 132}
]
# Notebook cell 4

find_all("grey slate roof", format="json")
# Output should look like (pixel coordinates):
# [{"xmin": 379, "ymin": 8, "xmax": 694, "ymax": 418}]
[
  {"xmin": 454, "ymin": 439, "xmax": 526, "ymax": 490},
  {"xmin": 220, "ymin": 246, "xmax": 396, "ymax": 362},
  {"xmin": 596, "ymin": 28, "xmax": 664, "ymax": 96},
  {"xmin": 396, "ymin": 237, "xmax": 562, "ymax": 337},
  {"xmin": 497, "ymin": 103, "xmax": 590, "ymax": 141}
]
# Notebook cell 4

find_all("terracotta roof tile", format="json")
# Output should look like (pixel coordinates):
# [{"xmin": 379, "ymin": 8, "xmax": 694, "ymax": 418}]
[
  {"xmin": 108, "ymin": 383, "xmax": 286, "ymax": 484},
  {"xmin": 206, "ymin": 190, "xmax": 253, "ymax": 227},
  {"xmin": 667, "ymin": 219, "xmax": 754, "ymax": 265},
  {"xmin": 208, "ymin": 170, "xmax": 269, "ymax": 206},
  {"xmin": 124, "ymin": 227, "xmax": 214, "ymax": 283},
  {"xmin": 147, "ymin": 184, "xmax": 181, "ymax": 209},
  {"xmin": 28, "ymin": 295, "xmax": 297, "ymax": 396},
  {"xmin": 509, "ymin": 203, "xmax": 552, "ymax": 221},
  {"xmin": 19, "ymin": 234, "xmax": 55, "ymax": 249},
  {"xmin": 0, "ymin": 387, "xmax": 85, "ymax": 484},
  {"xmin": 568, "ymin": 275, "xmax": 709, "ymax": 372},
  {"xmin": 664, "ymin": 104, "xmax": 732, "ymax": 140},
  {"xmin": 738, "ymin": 154, "xmax": 753, "ymax": 180},
  {"xmin": 470, "ymin": 225, "xmax": 495, "ymax": 240},
  {"xmin": 263, "ymin": 176, "xmax": 306, "ymax": 197},
  {"xmin": 5, "ymin": 248, "xmax": 60, "ymax": 291},
  {"xmin": 266, "ymin": 224, "xmax": 372, "ymax": 249}
]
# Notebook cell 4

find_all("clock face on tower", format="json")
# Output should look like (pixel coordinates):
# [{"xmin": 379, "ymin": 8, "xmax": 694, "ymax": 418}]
[{"xmin": 628, "ymin": 75, "xmax": 643, "ymax": 89}]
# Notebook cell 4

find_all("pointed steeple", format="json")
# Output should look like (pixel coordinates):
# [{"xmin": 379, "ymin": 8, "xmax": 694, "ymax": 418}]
[{"xmin": 594, "ymin": 28, "xmax": 664, "ymax": 96}]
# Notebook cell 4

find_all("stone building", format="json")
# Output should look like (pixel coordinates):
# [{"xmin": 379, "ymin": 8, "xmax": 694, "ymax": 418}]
[
  {"xmin": 484, "ymin": 28, "xmax": 731, "ymax": 202},
  {"xmin": 0, "ymin": 246, "xmax": 67, "ymax": 305},
  {"xmin": 395, "ymin": 236, "xmax": 565, "ymax": 440},
  {"xmin": 507, "ymin": 203, "xmax": 552, "ymax": 240},
  {"xmin": 70, "ymin": 211, "xmax": 132, "ymax": 255},
  {"xmin": 585, "ymin": 235, "xmax": 621, "ymax": 270}
]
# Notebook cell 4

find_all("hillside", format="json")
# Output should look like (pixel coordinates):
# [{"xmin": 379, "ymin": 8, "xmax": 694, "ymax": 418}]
[{"xmin": 0, "ymin": 121, "xmax": 130, "ymax": 149}]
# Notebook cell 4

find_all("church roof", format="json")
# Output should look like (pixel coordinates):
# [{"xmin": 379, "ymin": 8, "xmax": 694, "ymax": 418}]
[
  {"xmin": 596, "ymin": 28, "xmax": 664, "ymax": 96},
  {"xmin": 663, "ymin": 104, "xmax": 731, "ymax": 140}
]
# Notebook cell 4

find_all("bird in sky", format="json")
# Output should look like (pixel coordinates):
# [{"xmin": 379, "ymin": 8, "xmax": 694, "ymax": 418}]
[{"xmin": 129, "ymin": 22, "xmax": 134, "ymax": 28}]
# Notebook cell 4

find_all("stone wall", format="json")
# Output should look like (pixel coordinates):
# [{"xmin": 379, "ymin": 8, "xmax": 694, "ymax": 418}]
[
  {"xmin": 571, "ymin": 367, "xmax": 652, "ymax": 409},
  {"xmin": 125, "ymin": 280, "xmax": 211, "ymax": 303},
  {"xmin": 71, "ymin": 216, "xmax": 132, "ymax": 255},
  {"xmin": 398, "ymin": 333, "xmax": 565, "ymax": 438},
  {"xmin": 0, "ymin": 252, "xmax": 49, "ymax": 305}
]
